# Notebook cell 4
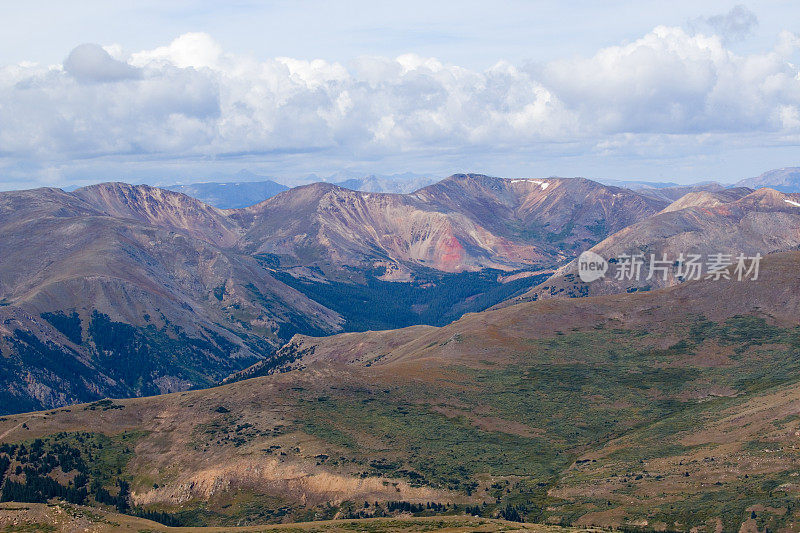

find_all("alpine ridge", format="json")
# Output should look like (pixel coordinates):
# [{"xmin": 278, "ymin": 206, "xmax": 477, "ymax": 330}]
[
  {"xmin": 236, "ymin": 174, "xmax": 667, "ymax": 279},
  {"xmin": 0, "ymin": 174, "xmax": 667, "ymax": 414},
  {"xmin": 511, "ymin": 186, "xmax": 800, "ymax": 303}
]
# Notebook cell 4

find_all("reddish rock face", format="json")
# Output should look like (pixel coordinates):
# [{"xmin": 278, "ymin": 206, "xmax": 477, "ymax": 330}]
[
  {"xmin": 0, "ymin": 174, "xmax": 669, "ymax": 412},
  {"xmin": 438, "ymin": 234, "xmax": 466, "ymax": 271},
  {"xmin": 235, "ymin": 174, "xmax": 667, "ymax": 277}
]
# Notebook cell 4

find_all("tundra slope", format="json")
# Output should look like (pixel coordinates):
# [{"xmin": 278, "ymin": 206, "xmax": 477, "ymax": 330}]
[{"xmin": 2, "ymin": 252, "xmax": 800, "ymax": 530}]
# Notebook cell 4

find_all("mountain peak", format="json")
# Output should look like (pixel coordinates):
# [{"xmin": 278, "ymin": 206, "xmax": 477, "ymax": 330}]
[
  {"xmin": 73, "ymin": 181, "xmax": 242, "ymax": 246},
  {"xmin": 242, "ymin": 181, "xmax": 343, "ymax": 212},
  {"xmin": 736, "ymin": 186, "xmax": 797, "ymax": 209},
  {"xmin": 75, "ymin": 181, "xmax": 193, "ymax": 204},
  {"xmin": 662, "ymin": 188, "xmax": 753, "ymax": 213}
]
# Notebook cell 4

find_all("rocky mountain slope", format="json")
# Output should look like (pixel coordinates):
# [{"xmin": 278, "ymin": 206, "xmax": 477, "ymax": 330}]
[
  {"xmin": 0, "ymin": 174, "xmax": 666, "ymax": 414},
  {"xmin": 74, "ymin": 182, "xmax": 244, "ymax": 246},
  {"xmin": 511, "ymin": 187, "xmax": 800, "ymax": 302},
  {"xmin": 414, "ymin": 175, "xmax": 666, "ymax": 255},
  {"xmin": 2, "ymin": 251, "xmax": 799, "ymax": 530},
  {"xmin": 0, "ymin": 184, "xmax": 342, "ymax": 414},
  {"xmin": 235, "ymin": 175, "xmax": 667, "ymax": 280}
]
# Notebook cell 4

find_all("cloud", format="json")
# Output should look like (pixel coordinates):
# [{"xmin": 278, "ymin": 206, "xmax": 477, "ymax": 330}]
[
  {"xmin": 690, "ymin": 5, "xmax": 759, "ymax": 43},
  {"xmin": 542, "ymin": 25, "xmax": 800, "ymax": 135},
  {"xmin": 1, "ymin": 26, "xmax": 799, "ymax": 184},
  {"xmin": 63, "ymin": 43, "xmax": 141, "ymax": 83},
  {"xmin": 130, "ymin": 32, "xmax": 223, "ymax": 70}
]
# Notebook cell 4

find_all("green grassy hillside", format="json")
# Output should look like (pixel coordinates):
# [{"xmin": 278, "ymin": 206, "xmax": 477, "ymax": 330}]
[{"xmin": 2, "ymin": 253, "xmax": 800, "ymax": 531}]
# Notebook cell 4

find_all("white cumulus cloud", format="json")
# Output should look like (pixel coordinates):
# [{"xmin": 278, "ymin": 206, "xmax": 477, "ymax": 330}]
[
  {"xmin": 64, "ymin": 43, "xmax": 141, "ymax": 83},
  {"xmin": 0, "ymin": 26, "xmax": 799, "ymax": 185}
]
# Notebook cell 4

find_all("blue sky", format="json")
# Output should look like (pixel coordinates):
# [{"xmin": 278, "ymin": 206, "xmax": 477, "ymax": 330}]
[{"xmin": 0, "ymin": 1, "xmax": 799, "ymax": 188}]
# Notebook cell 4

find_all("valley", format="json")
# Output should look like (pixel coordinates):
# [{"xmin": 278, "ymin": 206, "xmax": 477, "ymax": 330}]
[
  {"xmin": 1, "ymin": 251, "xmax": 799, "ymax": 530},
  {"xmin": 1, "ymin": 172, "xmax": 799, "ymax": 531},
  {"xmin": 0, "ymin": 174, "xmax": 667, "ymax": 414}
]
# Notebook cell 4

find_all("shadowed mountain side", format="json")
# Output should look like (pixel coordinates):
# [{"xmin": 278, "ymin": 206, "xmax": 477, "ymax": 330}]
[
  {"xmin": 232, "ymin": 251, "xmax": 800, "ymax": 389},
  {"xmin": 0, "ymin": 186, "xmax": 342, "ymax": 413}
]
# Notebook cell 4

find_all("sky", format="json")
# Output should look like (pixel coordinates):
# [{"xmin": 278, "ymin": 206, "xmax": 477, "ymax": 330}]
[{"xmin": 0, "ymin": 1, "xmax": 799, "ymax": 189}]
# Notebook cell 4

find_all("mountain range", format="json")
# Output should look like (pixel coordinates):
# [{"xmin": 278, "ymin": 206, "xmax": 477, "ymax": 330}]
[
  {"xmin": 158, "ymin": 167, "xmax": 800, "ymax": 219},
  {"xmin": 166, "ymin": 177, "xmax": 289, "ymax": 209},
  {"xmin": 163, "ymin": 172, "xmax": 438, "ymax": 209},
  {"xmin": 235, "ymin": 175, "xmax": 666, "ymax": 279},
  {"xmin": 0, "ymin": 183, "xmax": 344, "ymax": 413},
  {"xmin": 157, "ymin": 166, "xmax": 800, "ymax": 217},
  {"xmin": 0, "ymin": 174, "xmax": 671, "ymax": 414},
  {"xmin": 332, "ymin": 174, "xmax": 437, "ymax": 194},
  {"xmin": 511, "ymin": 186, "xmax": 800, "ymax": 303},
  {"xmin": 736, "ymin": 166, "xmax": 800, "ymax": 192},
  {"xmin": 2, "ymin": 168, "xmax": 800, "ymax": 530}
]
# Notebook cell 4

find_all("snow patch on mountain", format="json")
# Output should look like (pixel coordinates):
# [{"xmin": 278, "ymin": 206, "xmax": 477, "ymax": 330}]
[{"xmin": 510, "ymin": 179, "xmax": 549, "ymax": 190}]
